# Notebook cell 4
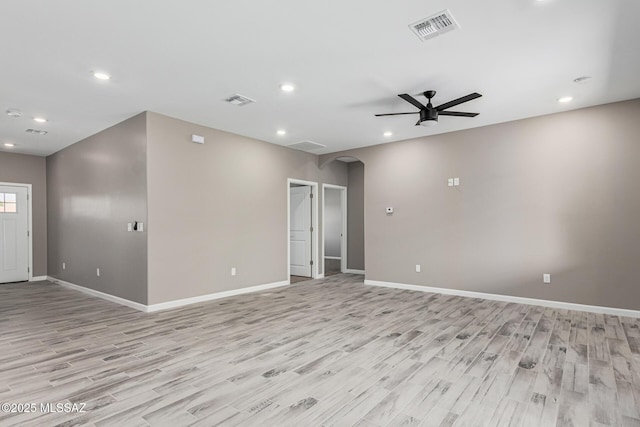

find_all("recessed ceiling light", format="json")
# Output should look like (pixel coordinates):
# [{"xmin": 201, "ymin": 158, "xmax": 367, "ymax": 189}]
[
  {"xmin": 6, "ymin": 109, "xmax": 21, "ymax": 118},
  {"xmin": 557, "ymin": 96, "xmax": 573, "ymax": 103},
  {"xmin": 3, "ymin": 143, "xmax": 15, "ymax": 148},
  {"xmin": 33, "ymin": 117, "xmax": 47, "ymax": 123},
  {"xmin": 277, "ymin": 129, "xmax": 287, "ymax": 136},
  {"xmin": 280, "ymin": 83, "xmax": 295, "ymax": 92},
  {"xmin": 93, "ymin": 71, "xmax": 111, "ymax": 80},
  {"xmin": 383, "ymin": 131, "xmax": 393, "ymax": 137}
]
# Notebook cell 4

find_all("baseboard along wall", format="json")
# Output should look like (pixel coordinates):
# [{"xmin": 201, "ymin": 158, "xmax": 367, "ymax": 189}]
[
  {"xmin": 364, "ymin": 279, "xmax": 640, "ymax": 319},
  {"xmin": 47, "ymin": 276, "xmax": 290, "ymax": 313}
]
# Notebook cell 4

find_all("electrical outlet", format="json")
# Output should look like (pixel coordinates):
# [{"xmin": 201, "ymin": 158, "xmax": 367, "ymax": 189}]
[
  {"xmin": 543, "ymin": 273, "xmax": 551, "ymax": 284},
  {"xmin": 97, "ymin": 268, "xmax": 100, "ymax": 277},
  {"xmin": 416, "ymin": 264, "xmax": 421, "ymax": 273},
  {"xmin": 62, "ymin": 262, "xmax": 66, "ymax": 270},
  {"xmin": 231, "ymin": 267, "xmax": 237, "ymax": 276}
]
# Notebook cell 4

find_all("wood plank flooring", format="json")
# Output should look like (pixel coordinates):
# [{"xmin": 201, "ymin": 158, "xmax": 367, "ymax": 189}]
[{"xmin": 1, "ymin": 275, "xmax": 639, "ymax": 426}]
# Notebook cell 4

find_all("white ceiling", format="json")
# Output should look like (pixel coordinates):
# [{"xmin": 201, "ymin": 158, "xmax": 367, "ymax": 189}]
[{"xmin": 1, "ymin": 0, "xmax": 639, "ymax": 157}]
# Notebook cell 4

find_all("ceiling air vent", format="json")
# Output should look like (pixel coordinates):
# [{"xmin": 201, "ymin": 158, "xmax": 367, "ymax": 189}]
[
  {"xmin": 287, "ymin": 141, "xmax": 327, "ymax": 152},
  {"xmin": 409, "ymin": 9, "xmax": 459, "ymax": 41},
  {"xmin": 25, "ymin": 129, "xmax": 48, "ymax": 135},
  {"xmin": 225, "ymin": 93, "xmax": 256, "ymax": 106}
]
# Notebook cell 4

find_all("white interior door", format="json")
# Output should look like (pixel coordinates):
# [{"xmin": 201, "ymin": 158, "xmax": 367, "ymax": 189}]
[
  {"xmin": 0, "ymin": 185, "xmax": 29, "ymax": 283},
  {"xmin": 290, "ymin": 185, "xmax": 312, "ymax": 277}
]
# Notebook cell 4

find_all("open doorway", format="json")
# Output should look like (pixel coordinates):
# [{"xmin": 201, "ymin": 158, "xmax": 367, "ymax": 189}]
[
  {"xmin": 322, "ymin": 184, "xmax": 347, "ymax": 277},
  {"xmin": 287, "ymin": 179, "xmax": 318, "ymax": 284}
]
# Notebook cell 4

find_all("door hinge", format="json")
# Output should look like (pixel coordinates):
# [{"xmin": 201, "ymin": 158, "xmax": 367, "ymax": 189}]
[
  {"xmin": 310, "ymin": 227, "xmax": 314, "ymax": 232},
  {"xmin": 310, "ymin": 193, "xmax": 313, "ymax": 199},
  {"xmin": 310, "ymin": 260, "xmax": 314, "ymax": 266},
  {"xmin": 27, "ymin": 230, "xmax": 30, "ymax": 237}
]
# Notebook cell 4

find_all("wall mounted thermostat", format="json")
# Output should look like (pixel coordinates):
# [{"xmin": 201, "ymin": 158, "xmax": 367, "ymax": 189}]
[
  {"xmin": 386, "ymin": 207, "xmax": 394, "ymax": 214},
  {"xmin": 191, "ymin": 134, "xmax": 205, "ymax": 144}
]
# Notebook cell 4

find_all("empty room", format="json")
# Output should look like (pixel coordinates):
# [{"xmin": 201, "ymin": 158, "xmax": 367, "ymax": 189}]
[{"xmin": 1, "ymin": 1, "xmax": 639, "ymax": 426}]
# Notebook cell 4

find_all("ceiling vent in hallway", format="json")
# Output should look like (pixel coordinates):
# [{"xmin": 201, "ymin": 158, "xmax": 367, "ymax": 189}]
[
  {"xmin": 224, "ymin": 94, "xmax": 256, "ymax": 106},
  {"xmin": 409, "ymin": 9, "xmax": 459, "ymax": 41},
  {"xmin": 287, "ymin": 140, "xmax": 327, "ymax": 152},
  {"xmin": 25, "ymin": 129, "xmax": 48, "ymax": 135}
]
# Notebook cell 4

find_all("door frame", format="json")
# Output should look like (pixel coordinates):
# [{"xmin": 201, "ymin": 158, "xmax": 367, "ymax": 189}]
[
  {"xmin": 287, "ymin": 178, "xmax": 319, "ymax": 280},
  {"xmin": 321, "ymin": 184, "xmax": 347, "ymax": 275},
  {"xmin": 0, "ymin": 182, "xmax": 33, "ymax": 282}
]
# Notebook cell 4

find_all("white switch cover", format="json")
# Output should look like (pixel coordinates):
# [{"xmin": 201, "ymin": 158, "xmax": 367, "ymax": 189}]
[
  {"xmin": 416, "ymin": 264, "xmax": 421, "ymax": 273},
  {"xmin": 543, "ymin": 273, "xmax": 551, "ymax": 283},
  {"xmin": 231, "ymin": 267, "xmax": 237, "ymax": 276},
  {"xmin": 97, "ymin": 268, "xmax": 100, "ymax": 277},
  {"xmin": 62, "ymin": 262, "xmax": 66, "ymax": 270},
  {"xmin": 448, "ymin": 178, "xmax": 454, "ymax": 187},
  {"xmin": 127, "ymin": 223, "xmax": 132, "ymax": 232},
  {"xmin": 386, "ymin": 207, "xmax": 394, "ymax": 214},
  {"xmin": 138, "ymin": 222, "xmax": 144, "ymax": 232},
  {"xmin": 454, "ymin": 177, "xmax": 460, "ymax": 186}
]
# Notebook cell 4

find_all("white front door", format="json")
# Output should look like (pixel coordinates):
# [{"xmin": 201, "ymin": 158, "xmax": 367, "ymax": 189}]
[
  {"xmin": 0, "ymin": 185, "xmax": 29, "ymax": 283},
  {"xmin": 290, "ymin": 185, "xmax": 312, "ymax": 277}
]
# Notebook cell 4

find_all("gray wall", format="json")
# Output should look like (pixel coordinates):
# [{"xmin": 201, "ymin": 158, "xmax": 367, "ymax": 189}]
[
  {"xmin": 146, "ymin": 112, "xmax": 348, "ymax": 304},
  {"xmin": 324, "ymin": 188, "xmax": 342, "ymax": 258},
  {"xmin": 321, "ymin": 99, "xmax": 640, "ymax": 311},
  {"xmin": 347, "ymin": 161, "xmax": 365, "ymax": 271},
  {"xmin": 47, "ymin": 113, "xmax": 148, "ymax": 304},
  {"xmin": 0, "ymin": 151, "xmax": 47, "ymax": 277}
]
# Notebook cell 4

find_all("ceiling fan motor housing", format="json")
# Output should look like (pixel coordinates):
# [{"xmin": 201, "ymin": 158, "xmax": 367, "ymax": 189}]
[{"xmin": 420, "ymin": 108, "xmax": 438, "ymax": 123}]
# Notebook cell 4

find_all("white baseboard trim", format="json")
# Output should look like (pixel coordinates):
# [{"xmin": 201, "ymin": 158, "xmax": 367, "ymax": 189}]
[
  {"xmin": 29, "ymin": 276, "xmax": 47, "ymax": 282},
  {"xmin": 324, "ymin": 256, "xmax": 341, "ymax": 260},
  {"xmin": 345, "ymin": 269, "xmax": 365, "ymax": 275},
  {"xmin": 47, "ymin": 276, "xmax": 148, "ymax": 312},
  {"xmin": 316, "ymin": 273, "xmax": 325, "ymax": 279},
  {"xmin": 147, "ymin": 280, "xmax": 290, "ymax": 312},
  {"xmin": 364, "ymin": 279, "xmax": 640, "ymax": 318},
  {"xmin": 47, "ymin": 276, "xmax": 292, "ymax": 314}
]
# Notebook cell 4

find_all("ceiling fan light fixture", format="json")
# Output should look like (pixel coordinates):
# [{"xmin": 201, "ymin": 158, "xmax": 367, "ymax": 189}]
[{"xmin": 420, "ymin": 119, "xmax": 438, "ymax": 127}]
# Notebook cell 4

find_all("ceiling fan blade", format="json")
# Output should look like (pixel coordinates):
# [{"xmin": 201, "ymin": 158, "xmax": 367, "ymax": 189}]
[
  {"xmin": 435, "ymin": 93, "xmax": 482, "ymax": 111},
  {"xmin": 375, "ymin": 112, "xmax": 420, "ymax": 116},
  {"xmin": 438, "ymin": 111, "xmax": 479, "ymax": 117},
  {"xmin": 398, "ymin": 94, "xmax": 425, "ymax": 110}
]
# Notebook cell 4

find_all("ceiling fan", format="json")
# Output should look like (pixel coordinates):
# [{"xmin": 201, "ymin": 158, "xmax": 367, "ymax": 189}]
[{"xmin": 375, "ymin": 90, "xmax": 482, "ymax": 127}]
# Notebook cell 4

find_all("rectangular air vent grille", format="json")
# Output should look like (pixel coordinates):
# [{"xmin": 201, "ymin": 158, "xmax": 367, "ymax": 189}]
[
  {"xmin": 409, "ymin": 10, "xmax": 459, "ymax": 41},
  {"xmin": 287, "ymin": 141, "xmax": 327, "ymax": 152},
  {"xmin": 25, "ymin": 129, "xmax": 48, "ymax": 135},
  {"xmin": 225, "ymin": 94, "xmax": 256, "ymax": 106}
]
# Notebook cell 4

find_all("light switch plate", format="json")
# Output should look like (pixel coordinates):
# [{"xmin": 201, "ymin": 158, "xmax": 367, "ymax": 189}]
[
  {"xmin": 543, "ymin": 273, "xmax": 551, "ymax": 283},
  {"xmin": 138, "ymin": 222, "xmax": 144, "ymax": 232},
  {"xmin": 127, "ymin": 223, "xmax": 132, "ymax": 232},
  {"xmin": 454, "ymin": 177, "xmax": 460, "ymax": 186},
  {"xmin": 416, "ymin": 264, "xmax": 421, "ymax": 273},
  {"xmin": 448, "ymin": 178, "xmax": 454, "ymax": 187},
  {"xmin": 231, "ymin": 267, "xmax": 237, "ymax": 276}
]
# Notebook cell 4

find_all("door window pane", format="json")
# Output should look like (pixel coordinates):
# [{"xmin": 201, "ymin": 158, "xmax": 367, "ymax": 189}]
[{"xmin": 0, "ymin": 193, "xmax": 18, "ymax": 212}]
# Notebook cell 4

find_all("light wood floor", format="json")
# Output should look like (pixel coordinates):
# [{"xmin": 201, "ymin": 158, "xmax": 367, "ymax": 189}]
[{"xmin": 1, "ymin": 275, "xmax": 639, "ymax": 427}]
